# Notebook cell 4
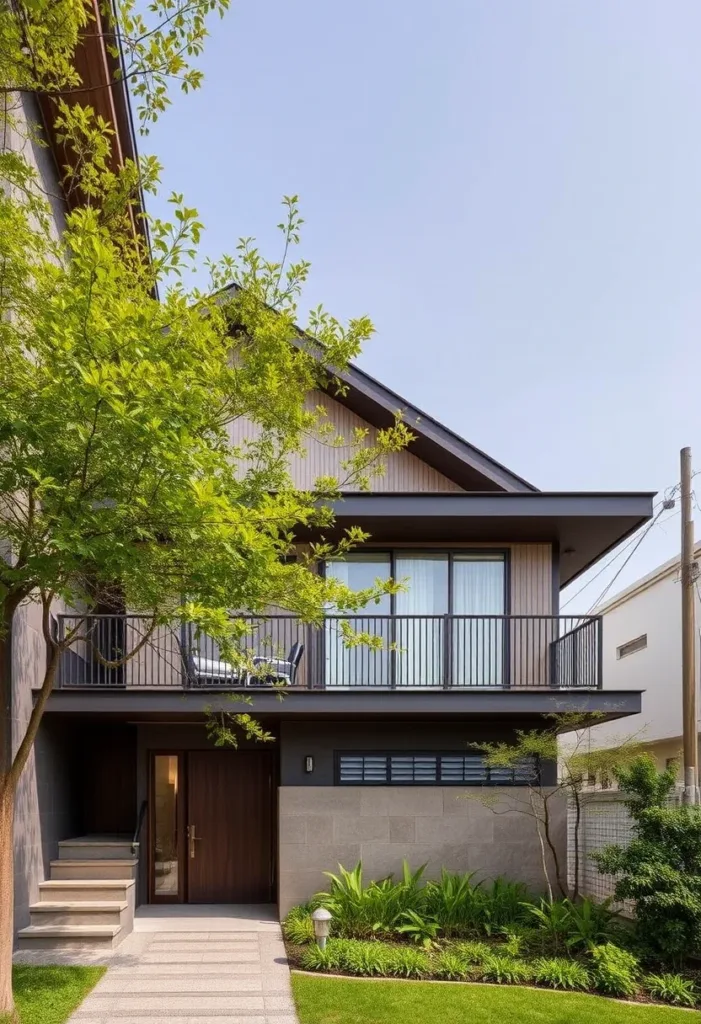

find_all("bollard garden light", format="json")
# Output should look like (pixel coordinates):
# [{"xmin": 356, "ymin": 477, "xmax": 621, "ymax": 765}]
[{"xmin": 311, "ymin": 907, "xmax": 332, "ymax": 949}]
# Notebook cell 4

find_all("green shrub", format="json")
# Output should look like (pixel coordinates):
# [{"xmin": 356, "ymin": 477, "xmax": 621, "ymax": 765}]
[
  {"xmin": 484, "ymin": 878, "xmax": 531, "ymax": 931},
  {"xmin": 395, "ymin": 909, "xmax": 440, "ymax": 947},
  {"xmin": 532, "ymin": 957, "xmax": 591, "ymax": 991},
  {"xmin": 590, "ymin": 943, "xmax": 639, "ymax": 998},
  {"xmin": 312, "ymin": 861, "xmax": 427, "ymax": 938},
  {"xmin": 500, "ymin": 930, "xmax": 525, "ymax": 957},
  {"xmin": 383, "ymin": 946, "xmax": 430, "ymax": 978},
  {"xmin": 565, "ymin": 897, "xmax": 617, "ymax": 952},
  {"xmin": 341, "ymin": 941, "xmax": 392, "ymax": 976},
  {"xmin": 300, "ymin": 943, "xmax": 340, "ymax": 972},
  {"xmin": 645, "ymin": 973, "xmax": 697, "ymax": 1008},
  {"xmin": 432, "ymin": 949, "xmax": 470, "ymax": 980},
  {"xmin": 424, "ymin": 870, "xmax": 486, "ymax": 937},
  {"xmin": 593, "ymin": 756, "xmax": 701, "ymax": 965},
  {"xmin": 453, "ymin": 940, "xmax": 491, "ymax": 965},
  {"xmin": 477, "ymin": 953, "xmax": 533, "ymax": 984},
  {"xmin": 522, "ymin": 898, "xmax": 571, "ymax": 953},
  {"xmin": 283, "ymin": 906, "xmax": 315, "ymax": 945}
]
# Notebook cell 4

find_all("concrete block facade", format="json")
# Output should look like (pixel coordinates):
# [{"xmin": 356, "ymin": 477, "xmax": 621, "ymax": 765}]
[{"xmin": 278, "ymin": 785, "xmax": 567, "ymax": 915}]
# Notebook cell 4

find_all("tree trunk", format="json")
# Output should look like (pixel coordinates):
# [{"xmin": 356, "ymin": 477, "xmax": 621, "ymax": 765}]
[
  {"xmin": 541, "ymin": 792, "xmax": 568, "ymax": 898},
  {"xmin": 0, "ymin": 781, "xmax": 16, "ymax": 1021},
  {"xmin": 572, "ymin": 788, "xmax": 582, "ymax": 901},
  {"xmin": 0, "ymin": 598, "xmax": 19, "ymax": 1021}
]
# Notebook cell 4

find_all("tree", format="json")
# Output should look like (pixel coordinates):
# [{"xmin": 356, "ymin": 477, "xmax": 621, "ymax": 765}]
[
  {"xmin": 475, "ymin": 713, "xmax": 644, "ymax": 901},
  {"xmin": 0, "ymin": 3, "xmax": 410, "ymax": 1017},
  {"xmin": 593, "ymin": 755, "xmax": 701, "ymax": 967}
]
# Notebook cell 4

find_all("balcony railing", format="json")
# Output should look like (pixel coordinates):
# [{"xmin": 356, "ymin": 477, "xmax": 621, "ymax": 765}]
[{"xmin": 54, "ymin": 613, "xmax": 603, "ymax": 691}]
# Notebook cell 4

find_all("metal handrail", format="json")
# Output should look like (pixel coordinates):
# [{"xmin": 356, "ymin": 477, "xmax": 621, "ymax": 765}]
[{"xmin": 54, "ymin": 612, "xmax": 603, "ymax": 691}]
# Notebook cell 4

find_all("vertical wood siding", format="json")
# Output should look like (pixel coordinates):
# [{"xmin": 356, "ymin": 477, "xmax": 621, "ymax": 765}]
[
  {"xmin": 510, "ymin": 544, "xmax": 553, "ymax": 615},
  {"xmin": 228, "ymin": 391, "xmax": 463, "ymax": 492},
  {"xmin": 510, "ymin": 543, "xmax": 553, "ymax": 685}
]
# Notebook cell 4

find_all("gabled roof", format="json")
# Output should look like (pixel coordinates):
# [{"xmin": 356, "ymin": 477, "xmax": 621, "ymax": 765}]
[
  {"xmin": 37, "ymin": 0, "xmax": 146, "ymax": 238},
  {"xmin": 221, "ymin": 283, "xmax": 537, "ymax": 493},
  {"xmin": 329, "ymin": 360, "xmax": 539, "ymax": 493}
]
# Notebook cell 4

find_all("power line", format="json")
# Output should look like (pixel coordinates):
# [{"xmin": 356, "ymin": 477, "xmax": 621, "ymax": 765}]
[
  {"xmin": 586, "ymin": 505, "xmax": 669, "ymax": 613},
  {"xmin": 560, "ymin": 492, "xmax": 677, "ymax": 611}
]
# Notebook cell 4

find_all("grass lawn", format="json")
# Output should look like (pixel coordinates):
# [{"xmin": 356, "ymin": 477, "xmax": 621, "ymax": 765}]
[
  {"xmin": 9, "ymin": 965, "xmax": 105, "ymax": 1024},
  {"xmin": 292, "ymin": 974, "xmax": 697, "ymax": 1024}
]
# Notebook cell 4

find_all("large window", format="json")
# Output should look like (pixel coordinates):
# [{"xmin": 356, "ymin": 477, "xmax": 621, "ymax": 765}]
[{"xmin": 324, "ymin": 551, "xmax": 507, "ymax": 688}]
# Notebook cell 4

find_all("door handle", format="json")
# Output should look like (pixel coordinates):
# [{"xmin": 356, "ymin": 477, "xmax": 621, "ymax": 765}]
[{"xmin": 187, "ymin": 824, "xmax": 204, "ymax": 860}]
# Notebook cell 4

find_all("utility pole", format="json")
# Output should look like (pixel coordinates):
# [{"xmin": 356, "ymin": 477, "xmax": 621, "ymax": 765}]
[{"xmin": 681, "ymin": 446, "xmax": 698, "ymax": 805}]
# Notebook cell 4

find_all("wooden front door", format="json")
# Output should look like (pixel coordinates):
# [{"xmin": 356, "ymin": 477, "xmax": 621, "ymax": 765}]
[{"xmin": 186, "ymin": 750, "xmax": 274, "ymax": 903}]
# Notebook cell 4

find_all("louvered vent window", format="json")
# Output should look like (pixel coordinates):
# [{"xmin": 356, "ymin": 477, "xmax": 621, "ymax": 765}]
[{"xmin": 336, "ymin": 753, "xmax": 538, "ymax": 786}]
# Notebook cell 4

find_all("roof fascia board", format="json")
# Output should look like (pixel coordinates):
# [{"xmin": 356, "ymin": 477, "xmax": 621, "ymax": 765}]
[{"xmin": 331, "ymin": 363, "xmax": 539, "ymax": 493}]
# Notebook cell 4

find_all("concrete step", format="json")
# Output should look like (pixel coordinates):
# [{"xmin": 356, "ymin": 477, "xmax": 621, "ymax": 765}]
[
  {"xmin": 50, "ymin": 858, "xmax": 138, "ymax": 880},
  {"xmin": 39, "ymin": 879, "xmax": 135, "ymax": 903},
  {"xmin": 29, "ymin": 900, "xmax": 129, "ymax": 928},
  {"xmin": 16, "ymin": 924, "xmax": 122, "ymax": 950},
  {"xmin": 58, "ymin": 837, "xmax": 135, "ymax": 861}
]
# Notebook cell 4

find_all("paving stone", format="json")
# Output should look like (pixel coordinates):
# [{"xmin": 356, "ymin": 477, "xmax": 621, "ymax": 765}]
[
  {"xmin": 84, "ymin": 995, "xmax": 266, "ymax": 1011},
  {"xmin": 263, "ymin": 997, "xmax": 296, "ymax": 1012},
  {"xmin": 63, "ymin": 910, "xmax": 297, "ymax": 1023},
  {"xmin": 261, "ymin": 976, "xmax": 293, "ymax": 993},
  {"xmin": 110, "ymin": 963, "xmax": 263, "ymax": 976},
  {"xmin": 148, "ymin": 942, "xmax": 259, "ymax": 953},
  {"xmin": 99, "ymin": 977, "xmax": 263, "ymax": 994},
  {"xmin": 140, "ymin": 951, "xmax": 260, "ymax": 963}
]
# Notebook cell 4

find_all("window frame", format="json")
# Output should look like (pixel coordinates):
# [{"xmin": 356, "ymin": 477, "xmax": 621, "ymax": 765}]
[
  {"xmin": 616, "ymin": 634, "xmax": 647, "ymax": 659},
  {"xmin": 334, "ymin": 750, "xmax": 539, "ymax": 787},
  {"xmin": 323, "ymin": 548, "xmax": 511, "ymax": 616}
]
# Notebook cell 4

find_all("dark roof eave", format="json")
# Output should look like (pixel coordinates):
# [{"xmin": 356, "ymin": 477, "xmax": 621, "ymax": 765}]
[
  {"xmin": 41, "ymin": 689, "xmax": 643, "ymax": 721},
  {"xmin": 304, "ymin": 490, "xmax": 656, "ymax": 588}
]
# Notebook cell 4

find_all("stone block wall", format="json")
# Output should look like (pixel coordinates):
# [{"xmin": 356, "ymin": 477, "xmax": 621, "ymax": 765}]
[{"xmin": 278, "ymin": 785, "xmax": 566, "ymax": 915}]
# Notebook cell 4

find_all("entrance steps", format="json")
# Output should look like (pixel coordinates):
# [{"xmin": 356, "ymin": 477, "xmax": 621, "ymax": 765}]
[{"xmin": 17, "ymin": 835, "xmax": 138, "ymax": 952}]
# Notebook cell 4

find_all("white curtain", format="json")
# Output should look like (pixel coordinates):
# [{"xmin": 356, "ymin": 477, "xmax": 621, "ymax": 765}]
[
  {"xmin": 325, "ymin": 555, "xmax": 391, "ymax": 687},
  {"xmin": 452, "ymin": 555, "xmax": 505, "ymax": 686},
  {"xmin": 395, "ymin": 555, "xmax": 448, "ymax": 687}
]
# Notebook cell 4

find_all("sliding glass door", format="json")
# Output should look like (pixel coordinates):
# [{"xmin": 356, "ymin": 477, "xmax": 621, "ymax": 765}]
[
  {"xmin": 395, "ymin": 554, "xmax": 448, "ymax": 687},
  {"xmin": 325, "ymin": 553, "xmax": 391, "ymax": 687},
  {"xmin": 325, "ymin": 551, "xmax": 506, "ymax": 688},
  {"xmin": 452, "ymin": 553, "xmax": 506, "ymax": 686}
]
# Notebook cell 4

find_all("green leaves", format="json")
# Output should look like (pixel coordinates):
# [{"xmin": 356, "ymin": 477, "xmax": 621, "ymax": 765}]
[{"xmin": 594, "ymin": 756, "xmax": 701, "ymax": 965}]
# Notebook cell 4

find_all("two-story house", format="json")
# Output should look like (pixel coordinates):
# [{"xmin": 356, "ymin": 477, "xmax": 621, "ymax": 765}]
[
  {"xmin": 7, "ymin": 18, "xmax": 653, "ymax": 953},
  {"xmin": 13, "ymin": 372, "xmax": 653, "ymax": 948}
]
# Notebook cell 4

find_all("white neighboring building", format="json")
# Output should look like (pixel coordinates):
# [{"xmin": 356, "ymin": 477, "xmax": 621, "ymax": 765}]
[{"xmin": 583, "ymin": 543, "xmax": 701, "ymax": 768}]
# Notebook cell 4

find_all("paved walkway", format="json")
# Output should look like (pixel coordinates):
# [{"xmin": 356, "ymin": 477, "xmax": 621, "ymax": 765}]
[{"xmin": 19, "ymin": 905, "xmax": 299, "ymax": 1024}]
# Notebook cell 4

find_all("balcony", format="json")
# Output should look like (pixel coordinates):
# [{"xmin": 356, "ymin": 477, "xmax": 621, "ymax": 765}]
[{"xmin": 54, "ymin": 613, "xmax": 603, "ymax": 691}]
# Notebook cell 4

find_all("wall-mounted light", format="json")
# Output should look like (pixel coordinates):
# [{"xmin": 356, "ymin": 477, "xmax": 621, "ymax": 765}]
[
  {"xmin": 304, "ymin": 755, "xmax": 314, "ymax": 774},
  {"xmin": 312, "ymin": 907, "xmax": 332, "ymax": 949}
]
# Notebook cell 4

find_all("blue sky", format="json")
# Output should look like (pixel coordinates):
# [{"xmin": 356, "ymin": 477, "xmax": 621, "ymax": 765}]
[{"xmin": 145, "ymin": 0, "xmax": 700, "ymax": 605}]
